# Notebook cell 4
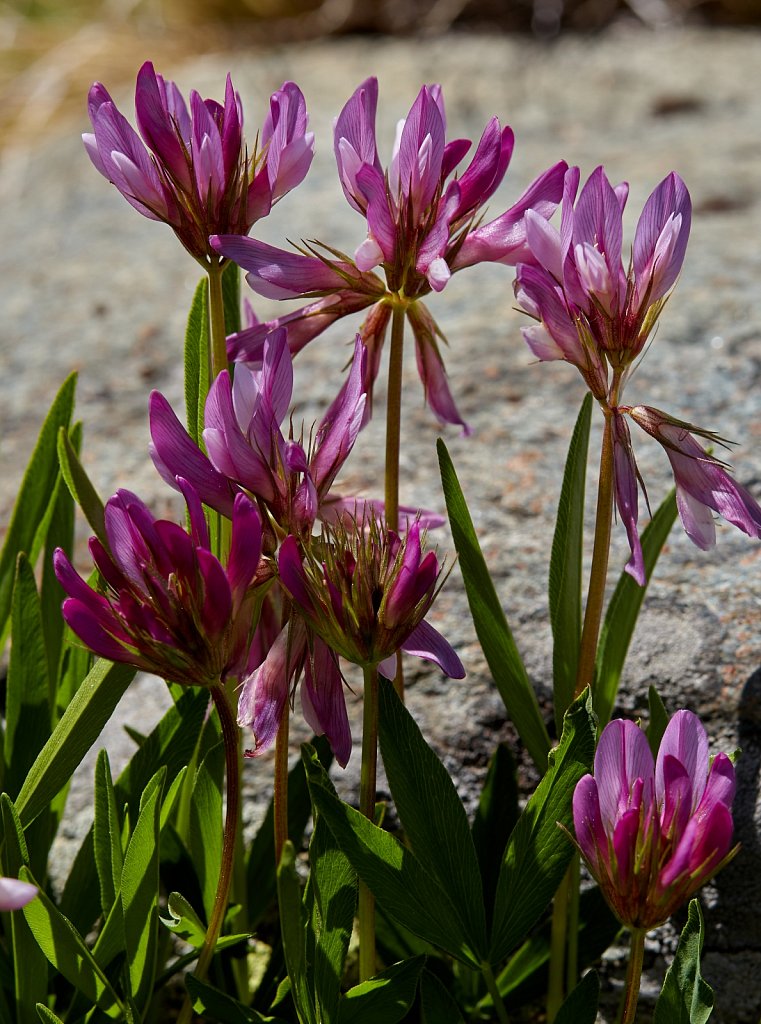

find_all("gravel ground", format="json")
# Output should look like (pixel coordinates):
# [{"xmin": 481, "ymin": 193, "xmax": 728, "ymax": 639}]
[{"xmin": 3, "ymin": 24, "xmax": 761, "ymax": 1022}]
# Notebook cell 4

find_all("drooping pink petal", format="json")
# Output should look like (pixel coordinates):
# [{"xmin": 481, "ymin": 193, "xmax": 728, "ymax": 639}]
[
  {"xmin": 612, "ymin": 413, "xmax": 646, "ymax": 586},
  {"xmin": 301, "ymin": 639, "xmax": 352, "ymax": 768},
  {"xmin": 400, "ymin": 618, "xmax": 465, "ymax": 678},
  {"xmin": 238, "ymin": 622, "xmax": 304, "ymax": 756},
  {"xmin": 210, "ymin": 236, "xmax": 348, "ymax": 299}
]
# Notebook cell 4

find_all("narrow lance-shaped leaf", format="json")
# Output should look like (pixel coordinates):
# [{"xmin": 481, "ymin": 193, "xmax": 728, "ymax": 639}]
[
  {"xmin": 4, "ymin": 556, "xmax": 51, "ymax": 801},
  {"xmin": 0, "ymin": 372, "xmax": 76, "ymax": 640},
  {"xmin": 549, "ymin": 394, "xmax": 592, "ymax": 728},
  {"xmin": 489, "ymin": 689, "xmax": 596, "ymax": 965},
  {"xmin": 654, "ymin": 900, "xmax": 714, "ymax": 1024},
  {"xmin": 308, "ymin": 813, "xmax": 357, "ymax": 1023},
  {"xmin": 121, "ymin": 767, "xmax": 165, "ymax": 1011},
  {"xmin": 0, "ymin": 796, "xmax": 47, "ymax": 1024},
  {"xmin": 437, "ymin": 439, "xmax": 551, "ymax": 769},
  {"xmin": 185, "ymin": 276, "xmax": 210, "ymax": 448},
  {"xmin": 554, "ymin": 970, "xmax": 600, "ymax": 1024},
  {"xmin": 471, "ymin": 742, "xmax": 519, "ymax": 928},
  {"xmin": 304, "ymin": 745, "xmax": 480, "ymax": 967},
  {"xmin": 594, "ymin": 489, "xmax": 677, "ymax": 726},
  {"xmin": 40, "ymin": 420, "xmax": 81, "ymax": 688},
  {"xmin": 420, "ymin": 969, "xmax": 467, "ymax": 1024},
  {"xmin": 277, "ymin": 841, "xmax": 317, "ymax": 1024},
  {"xmin": 378, "ymin": 677, "xmax": 488, "ymax": 958},
  {"xmin": 56, "ymin": 426, "xmax": 107, "ymax": 551},
  {"xmin": 93, "ymin": 750, "xmax": 124, "ymax": 917},
  {"xmin": 14, "ymin": 660, "xmax": 135, "ymax": 828},
  {"xmin": 19, "ymin": 866, "xmax": 124, "ymax": 1017},
  {"xmin": 188, "ymin": 741, "xmax": 224, "ymax": 922},
  {"xmin": 337, "ymin": 956, "xmax": 425, "ymax": 1024},
  {"xmin": 222, "ymin": 257, "xmax": 242, "ymax": 335}
]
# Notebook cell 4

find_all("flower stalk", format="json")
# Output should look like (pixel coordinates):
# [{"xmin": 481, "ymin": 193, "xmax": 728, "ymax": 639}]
[
  {"xmin": 358, "ymin": 663, "xmax": 379, "ymax": 982},
  {"xmin": 618, "ymin": 928, "xmax": 646, "ymax": 1024},
  {"xmin": 177, "ymin": 683, "xmax": 241, "ymax": 1024},
  {"xmin": 574, "ymin": 408, "xmax": 615, "ymax": 699}
]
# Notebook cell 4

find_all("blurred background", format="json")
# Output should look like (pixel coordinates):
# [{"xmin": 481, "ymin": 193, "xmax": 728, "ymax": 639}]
[{"xmin": 2, "ymin": 0, "xmax": 760, "ymax": 159}]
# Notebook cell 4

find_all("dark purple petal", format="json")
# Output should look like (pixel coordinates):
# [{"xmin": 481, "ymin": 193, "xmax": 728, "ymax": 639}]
[
  {"xmin": 278, "ymin": 536, "xmax": 314, "ymax": 614},
  {"xmin": 227, "ymin": 494, "xmax": 262, "ymax": 602},
  {"xmin": 573, "ymin": 774, "xmax": 608, "ymax": 872},
  {"xmin": 134, "ymin": 61, "xmax": 192, "ymax": 190},
  {"xmin": 612, "ymin": 413, "xmax": 645, "ymax": 586},
  {"xmin": 659, "ymin": 754, "xmax": 693, "ymax": 840},
  {"xmin": 301, "ymin": 639, "xmax": 352, "ymax": 767},
  {"xmin": 62, "ymin": 597, "xmax": 135, "ymax": 664},
  {"xmin": 198, "ymin": 549, "xmax": 232, "ymax": 640},
  {"xmin": 210, "ymin": 236, "xmax": 346, "ymax": 299},
  {"xmin": 696, "ymin": 753, "xmax": 736, "ymax": 820},
  {"xmin": 612, "ymin": 806, "xmax": 640, "ymax": 883},
  {"xmin": 311, "ymin": 335, "xmax": 367, "ymax": 496},
  {"xmin": 177, "ymin": 477, "xmax": 211, "ymax": 551},
  {"xmin": 633, "ymin": 172, "xmax": 691, "ymax": 304},
  {"xmin": 400, "ymin": 618, "xmax": 464, "ymax": 678},
  {"xmin": 452, "ymin": 160, "xmax": 567, "ymax": 269},
  {"xmin": 149, "ymin": 391, "xmax": 237, "ymax": 518},
  {"xmin": 453, "ymin": 120, "xmax": 514, "ymax": 219}
]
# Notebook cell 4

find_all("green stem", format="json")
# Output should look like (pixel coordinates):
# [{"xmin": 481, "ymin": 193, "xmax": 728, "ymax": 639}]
[
  {"xmin": 207, "ymin": 257, "xmax": 231, "ymax": 562},
  {"xmin": 273, "ymin": 698, "xmax": 291, "ymax": 867},
  {"xmin": 574, "ymin": 408, "xmax": 615, "ymax": 699},
  {"xmin": 566, "ymin": 853, "xmax": 581, "ymax": 994},
  {"xmin": 547, "ymin": 866, "xmax": 570, "ymax": 1020},
  {"xmin": 177, "ymin": 683, "xmax": 240, "ymax": 1024},
  {"xmin": 384, "ymin": 302, "xmax": 406, "ymax": 533},
  {"xmin": 358, "ymin": 664, "xmax": 379, "ymax": 982},
  {"xmin": 617, "ymin": 928, "xmax": 646, "ymax": 1024},
  {"xmin": 207, "ymin": 257, "xmax": 229, "ymax": 381},
  {"xmin": 481, "ymin": 961, "xmax": 510, "ymax": 1024}
]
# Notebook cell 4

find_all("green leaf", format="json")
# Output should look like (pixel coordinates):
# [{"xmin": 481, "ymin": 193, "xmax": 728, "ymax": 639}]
[
  {"xmin": 40, "ymin": 420, "xmax": 80, "ymax": 688},
  {"xmin": 304, "ymin": 746, "xmax": 479, "ymax": 967},
  {"xmin": 494, "ymin": 887, "xmax": 620, "ymax": 1007},
  {"xmin": 378, "ymin": 677, "xmax": 487, "ymax": 957},
  {"xmin": 19, "ymin": 866, "xmax": 123, "ymax": 1016},
  {"xmin": 654, "ymin": 900, "xmax": 714, "ymax": 1024},
  {"xmin": 489, "ymin": 690, "xmax": 596, "ymax": 964},
  {"xmin": 14, "ymin": 660, "xmax": 135, "ymax": 828},
  {"xmin": 59, "ymin": 688, "xmax": 208, "ymax": 934},
  {"xmin": 647, "ymin": 685, "xmax": 669, "ymax": 759},
  {"xmin": 420, "ymin": 969, "xmax": 466, "ymax": 1024},
  {"xmin": 594, "ymin": 489, "xmax": 677, "ymax": 726},
  {"xmin": 549, "ymin": 394, "xmax": 592, "ymax": 728},
  {"xmin": 437, "ymin": 439, "xmax": 551, "ymax": 769},
  {"xmin": 4, "ymin": 556, "xmax": 51, "ymax": 800},
  {"xmin": 161, "ymin": 891, "xmax": 208, "ymax": 946},
  {"xmin": 277, "ymin": 841, "xmax": 316, "ymax": 1024},
  {"xmin": 337, "ymin": 956, "xmax": 425, "ymax": 1024},
  {"xmin": 471, "ymin": 743, "xmax": 519, "ymax": 927},
  {"xmin": 56, "ymin": 426, "xmax": 107, "ymax": 551},
  {"xmin": 554, "ymin": 970, "xmax": 600, "ymax": 1024},
  {"xmin": 185, "ymin": 276, "xmax": 210, "ymax": 448},
  {"xmin": 188, "ymin": 742, "xmax": 224, "ymax": 921},
  {"xmin": 308, "ymin": 811, "xmax": 357, "ymax": 1024},
  {"xmin": 121, "ymin": 767, "xmax": 165, "ymax": 1009},
  {"xmin": 0, "ymin": 796, "xmax": 47, "ymax": 1024},
  {"xmin": 186, "ymin": 976, "xmax": 285, "ymax": 1023},
  {"xmin": 35, "ymin": 1008, "xmax": 66, "ymax": 1024},
  {"xmin": 247, "ymin": 735, "xmax": 333, "ymax": 928},
  {"xmin": 93, "ymin": 750, "xmax": 124, "ymax": 916},
  {"xmin": 0, "ymin": 373, "xmax": 76, "ymax": 640}
]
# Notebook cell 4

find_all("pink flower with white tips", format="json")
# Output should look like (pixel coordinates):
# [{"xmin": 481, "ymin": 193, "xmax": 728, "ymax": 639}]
[{"xmin": 572, "ymin": 710, "xmax": 737, "ymax": 929}]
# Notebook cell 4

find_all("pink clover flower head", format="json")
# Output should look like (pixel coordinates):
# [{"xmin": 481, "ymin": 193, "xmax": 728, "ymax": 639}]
[
  {"xmin": 572, "ymin": 710, "xmax": 737, "ymax": 929},
  {"xmin": 515, "ymin": 165, "xmax": 691, "ymax": 393},
  {"xmin": 277, "ymin": 517, "xmax": 464, "ymax": 678},
  {"xmin": 213, "ymin": 81, "xmax": 566, "ymax": 434},
  {"xmin": 54, "ymin": 485, "xmax": 264, "ymax": 687},
  {"xmin": 237, "ymin": 616, "xmax": 352, "ymax": 768},
  {"xmin": 0, "ymin": 876, "xmax": 37, "ymax": 911},
  {"xmin": 83, "ymin": 63, "xmax": 313, "ymax": 262}
]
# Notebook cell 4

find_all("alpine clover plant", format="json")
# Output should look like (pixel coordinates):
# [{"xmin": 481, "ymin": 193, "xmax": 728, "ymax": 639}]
[{"xmin": 0, "ymin": 59, "xmax": 754, "ymax": 1024}]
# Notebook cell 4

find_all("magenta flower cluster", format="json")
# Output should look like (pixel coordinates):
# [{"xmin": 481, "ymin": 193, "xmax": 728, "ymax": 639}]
[
  {"xmin": 573, "ymin": 711, "xmax": 736, "ymax": 929},
  {"xmin": 213, "ymin": 77, "xmax": 567, "ymax": 434},
  {"xmin": 84, "ymin": 63, "xmax": 313, "ymax": 262},
  {"xmin": 515, "ymin": 165, "xmax": 761, "ymax": 582}
]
